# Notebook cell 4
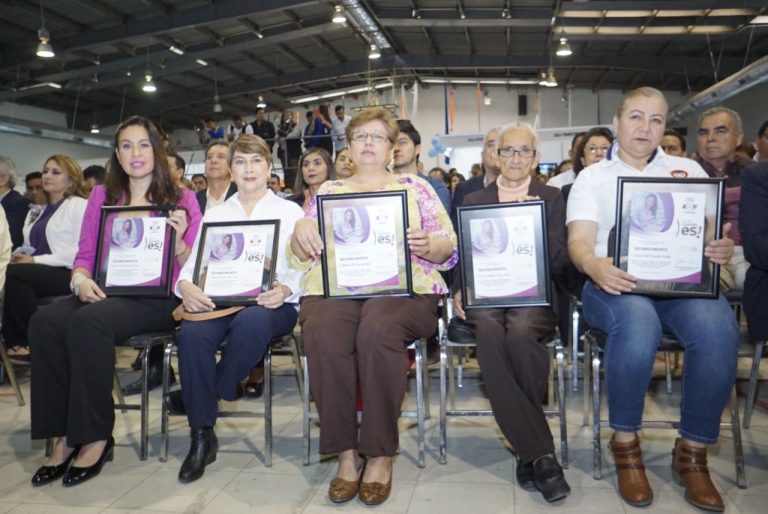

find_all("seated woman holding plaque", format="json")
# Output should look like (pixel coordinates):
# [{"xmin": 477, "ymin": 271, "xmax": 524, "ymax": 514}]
[
  {"xmin": 2, "ymin": 154, "xmax": 88, "ymax": 360},
  {"xmin": 289, "ymin": 107, "xmax": 457, "ymax": 506},
  {"xmin": 28, "ymin": 116, "xmax": 202, "ymax": 488},
  {"xmin": 167, "ymin": 135, "xmax": 304, "ymax": 483},
  {"xmin": 287, "ymin": 147, "xmax": 336, "ymax": 212},
  {"xmin": 452, "ymin": 122, "xmax": 571, "ymax": 503},
  {"xmin": 567, "ymin": 87, "xmax": 738, "ymax": 511}
]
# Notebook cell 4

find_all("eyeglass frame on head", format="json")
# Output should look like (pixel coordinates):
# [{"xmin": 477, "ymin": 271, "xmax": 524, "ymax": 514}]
[{"xmin": 497, "ymin": 146, "xmax": 537, "ymax": 159}]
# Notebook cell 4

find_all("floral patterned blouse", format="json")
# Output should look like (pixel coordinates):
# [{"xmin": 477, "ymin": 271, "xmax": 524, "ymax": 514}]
[{"xmin": 287, "ymin": 174, "xmax": 458, "ymax": 297}]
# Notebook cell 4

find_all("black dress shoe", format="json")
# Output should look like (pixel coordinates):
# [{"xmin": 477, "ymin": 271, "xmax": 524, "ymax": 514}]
[
  {"xmin": 179, "ymin": 427, "xmax": 218, "ymax": 484},
  {"xmin": 31, "ymin": 447, "xmax": 79, "ymax": 487},
  {"xmin": 122, "ymin": 363, "xmax": 175, "ymax": 396},
  {"xmin": 62, "ymin": 437, "xmax": 114, "ymax": 487},
  {"xmin": 533, "ymin": 454, "xmax": 571, "ymax": 502},
  {"xmin": 516, "ymin": 460, "xmax": 537, "ymax": 491},
  {"xmin": 243, "ymin": 380, "xmax": 263, "ymax": 399},
  {"xmin": 164, "ymin": 390, "xmax": 186, "ymax": 416}
]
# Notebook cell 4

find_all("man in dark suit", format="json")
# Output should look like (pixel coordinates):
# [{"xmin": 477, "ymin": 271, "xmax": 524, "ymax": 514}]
[
  {"xmin": 195, "ymin": 142, "xmax": 237, "ymax": 214},
  {"xmin": 0, "ymin": 156, "xmax": 31, "ymax": 249},
  {"xmin": 451, "ymin": 127, "xmax": 501, "ymax": 226},
  {"xmin": 740, "ymin": 160, "xmax": 768, "ymax": 343}
]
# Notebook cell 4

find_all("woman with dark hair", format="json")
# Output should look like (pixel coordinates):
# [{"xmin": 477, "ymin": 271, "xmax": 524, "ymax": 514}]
[
  {"xmin": 3, "ymin": 154, "xmax": 89, "ymax": 360},
  {"xmin": 288, "ymin": 147, "xmax": 336, "ymax": 212},
  {"xmin": 428, "ymin": 167, "xmax": 451, "ymax": 189},
  {"xmin": 334, "ymin": 147, "xmax": 356, "ymax": 179},
  {"xmin": 562, "ymin": 127, "xmax": 614, "ymax": 204},
  {"xmin": 28, "ymin": 116, "xmax": 202, "ymax": 487}
]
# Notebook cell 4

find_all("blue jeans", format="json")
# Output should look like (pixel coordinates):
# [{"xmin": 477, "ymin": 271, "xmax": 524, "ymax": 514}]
[{"xmin": 581, "ymin": 281, "xmax": 739, "ymax": 444}]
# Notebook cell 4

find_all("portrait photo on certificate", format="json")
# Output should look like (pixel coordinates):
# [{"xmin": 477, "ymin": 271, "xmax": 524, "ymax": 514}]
[
  {"xmin": 613, "ymin": 177, "xmax": 725, "ymax": 298},
  {"xmin": 192, "ymin": 220, "xmax": 279, "ymax": 306},
  {"xmin": 317, "ymin": 190, "xmax": 412, "ymax": 299},
  {"xmin": 457, "ymin": 201, "xmax": 550, "ymax": 309},
  {"xmin": 93, "ymin": 205, "xmax": 176, "ymax": 297}
]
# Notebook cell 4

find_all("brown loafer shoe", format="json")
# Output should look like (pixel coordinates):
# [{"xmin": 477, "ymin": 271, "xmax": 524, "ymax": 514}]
[
  {"xmin": 609, "ymin": 434, "xmax": 653, "ymax": 507},
  {"xmin": 359, "ymin": 462, "xmax": 393, "ymax": 506},
  {"xmin": 328, "ymin": 461, "xmax": 365, "ymax": 504},
  {"xmin": 672, "ymin": 438, "xmax": 724, "ymax": 512}
]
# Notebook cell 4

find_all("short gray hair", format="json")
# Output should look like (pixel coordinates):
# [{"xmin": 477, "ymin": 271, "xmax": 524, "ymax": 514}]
[
  {"xmin": 497, "ymin": 121, "xmax": 539, "ymax": 148},
  {"xmin": 0, "ymin": 155, "xmax": 17, "ymax": 189},
  {"xmin": 483, "ymin": 126, "xmax": 500, "ymax": 147},
  {"xmin": 698, "ymin": 106, "xmax": 743, "ymax": 136}
]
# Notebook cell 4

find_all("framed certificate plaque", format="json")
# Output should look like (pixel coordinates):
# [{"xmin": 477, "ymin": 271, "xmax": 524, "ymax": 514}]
[
  {"xmin": 93, "ymin": 205, "xmax": 176, "ymax": 297},
  {"xmin": 317, "ymin": 190, "xmax": 413, "ymax": 299},
  {"xmin": 457, "ymin": 200, "xmax": 551, "ymax": 309},
  {"xmin": 191, "ymin": 220, "xmax": 280, "ymax": 306},
  {"xmin": 613, "ymin": 177, "xmax": 725, "ymax": 298}
]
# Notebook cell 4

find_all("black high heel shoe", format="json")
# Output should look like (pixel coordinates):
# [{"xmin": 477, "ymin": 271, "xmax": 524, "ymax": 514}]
[
  {"xmin": 62, "ymin": 436, "xmax": 114, "ymax": 487},
  {"xmin": 31, "ymin": 447, "xmax": 80, "ymax": 487}
]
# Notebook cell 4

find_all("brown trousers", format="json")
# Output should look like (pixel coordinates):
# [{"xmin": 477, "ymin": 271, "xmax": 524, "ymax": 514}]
[
  {"xmin": 299, "ymin": 294, "xmax": 439, "ymax": 457},
  {"xmin": 466, "ymin": 306, "xmax": 557, "ymax": 463}
]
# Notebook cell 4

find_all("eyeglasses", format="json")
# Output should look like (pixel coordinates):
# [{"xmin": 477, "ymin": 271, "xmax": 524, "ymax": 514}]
[
  {"xmin": 585, "ymin": 145, "xmax": 610, "ymax": 155},
  {"xmin": 498, "ymin": 146, "xmax": 536, "ymax": 159},
  {"xmin": 350, "ymin": 131, "xmax": 389, "ymax": 143}
]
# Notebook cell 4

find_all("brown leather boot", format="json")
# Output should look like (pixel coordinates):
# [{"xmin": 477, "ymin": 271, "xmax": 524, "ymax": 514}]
[
  {"xmin": 672, "ymin": 438, "xmax": 724, "ymax": 512},
  {"xmin": 609, "ymin": 434, "xmax": 653, "ymax": 507}
]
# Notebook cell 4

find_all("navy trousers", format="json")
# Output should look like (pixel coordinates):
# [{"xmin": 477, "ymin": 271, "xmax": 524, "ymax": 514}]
[{"xmin": 176, "ymin": 304, "xmax": 298, "ymax": 428}]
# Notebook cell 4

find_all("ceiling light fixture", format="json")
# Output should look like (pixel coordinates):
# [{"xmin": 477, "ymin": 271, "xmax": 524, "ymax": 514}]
[
  {"xmin": 36, "ymin": 1, "xmax": 54, "ymax": 58},
  {"xmin": 545, "ymin": 67, "xmax": 558, "ymax": 87},
  {"xmin": 483, "ymin": 92, "xmax": 492, "ymax": 106},
  {"xmin": 257, "ymin": 96, "xmax": 267, "ymax": 109},
  {"xmin": 142, "ymin": 73, "xmax": 157, "ymax": 93},
  {"xmin": 213, "ymin": 67, "xmax": 222, "ymax": 113},
  {"xmin": 196, "ymin": 58, "xmax": 208, "ymax": 66},
  {"xmin": 90, "ymin": 124, "xmax": 100, "ymax": 134},
  {"xmin": 169, "ymin": 45, "xmax": 184, "ymax": 55},
  {"xmin": 556, "ymin": 34, "xmax": 572, "ymax": 56},
  {"xmin": 368, "ymin": 44, "xmax": 381, "ymax": 59},
  {"xmin": 538, "ymin": 71, "xmax": 549, "ymax": 86},
  {"xmin": 332, "ymin": 5, "xmax": 346, "ymax": 23},
  {"xmin": 47, "ymin": 82, "xmax": 62, "ymax": 89},
  {"xmin": 412, "ymin": 9, "xmax": 421, "ymax": 19},
  {"xmin": 254, "ymin": 30, "xmax": 264, "ymax": 39}
]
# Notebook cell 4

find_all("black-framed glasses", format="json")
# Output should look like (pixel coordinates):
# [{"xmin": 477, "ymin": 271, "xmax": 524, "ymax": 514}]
[{"xmin": 498, "ymin": 146, "xmax": 536, "ymax": 159}]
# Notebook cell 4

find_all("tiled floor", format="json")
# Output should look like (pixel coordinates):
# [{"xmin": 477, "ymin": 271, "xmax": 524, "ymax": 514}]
[{"xmin": 0, "ymin": 349, "xmax": 765, "ymax": 513}]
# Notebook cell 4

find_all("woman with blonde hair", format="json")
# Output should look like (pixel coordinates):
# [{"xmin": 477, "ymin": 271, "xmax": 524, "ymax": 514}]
[{"xmin": 2, "ymin": 154, "xmax": 89, "ymax": 360}]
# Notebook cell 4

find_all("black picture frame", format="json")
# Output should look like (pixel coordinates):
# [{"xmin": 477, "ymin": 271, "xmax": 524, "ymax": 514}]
[
  {"xmin": 191, "ymin": 219, "xmax": 280, "ymax": 306},
  {"xmin": 613, "ymin": 176, "xmax": 725, "ymax": 298},
  {"xmin": 317, "ymin": 190, "xmax": 413, "ymax": 299},
  {"xmin": 457, "ymin": 200, "xmax": 551, "ymax": 309},
  {"xmin": 93, "ymin": 205, "xmax": 176, "ymax": 297}
]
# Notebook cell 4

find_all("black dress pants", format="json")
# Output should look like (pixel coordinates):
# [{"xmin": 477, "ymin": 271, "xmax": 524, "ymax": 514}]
[
  {"xmin": 29, "ymin": 295, "xmax": 177, "ymax": 446},
  {"xmin": 466, "ymin": 306, "xmax": 557, "ymax": 464},
  {"xmin": 2, "ymin": 263, "xmax": 70, "ymax": 347}
]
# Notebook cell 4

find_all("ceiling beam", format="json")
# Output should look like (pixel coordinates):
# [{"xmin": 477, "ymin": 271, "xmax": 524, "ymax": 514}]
[
  {"xmin": 0, "ymin": 0, "xmax": 316, "ymax": 70},
  {"xmin": 276, "ymin": 44, "xmax": 314, "ymax": 70}
]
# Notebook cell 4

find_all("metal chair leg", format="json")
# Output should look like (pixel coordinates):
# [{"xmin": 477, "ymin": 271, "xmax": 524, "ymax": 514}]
[
  {"xmin": 744, "ymin": 340, "xmax": 764, "ymax": 429},
  {"xmin": 730, "ymin": 385, "xmax": 747, "ymax": 488},
  {"xmin": 414, "ymin": 339, "xmax": 426, "ymax": 468},
  {"xmin": 571, "ymin": 300, "xmax": 581, "ymax": 392},
  {"xmin": 582, "ymin": 334, "xmax": 592, "ymax": 427},
  {"xmin": 302, "ymin": 354, "xmax": 311, "ymax": 466},
  {"xmin": 139, "ymin": 340, "xmax": 151, "ymax": 461},
  {"xmin": 592, "ymin": 349, "xmax": 603, "ymax": 480},
  {"xmin": 160, "ymin": 342, "xmax": 173, "ymax": 462},
  {"xmin": 0, "ymin": 341, "xmax": 25, "ymax": 406},
  {"xmin": 264, "ymin": 347, "xmax": 273, "ymax": 467},
  {"xmin": 113, "ymin": 373, "xmax": 127, "ymax": 413},
  {"xmin": 438, "ymin": 331, "xmax": 448, "ymax": 465},
  {"xmin": 664, "ymin": 352, "xmax": 673, "ymax": 395},
  {"xmin": 556, "ymin": 345, "xmax": 569, "ymax": 468}
]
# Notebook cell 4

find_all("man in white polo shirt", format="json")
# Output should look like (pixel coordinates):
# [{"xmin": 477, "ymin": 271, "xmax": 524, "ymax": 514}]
[{"xmin": 566, "ymin": 86, "xmax": 737, "ymax": 513}]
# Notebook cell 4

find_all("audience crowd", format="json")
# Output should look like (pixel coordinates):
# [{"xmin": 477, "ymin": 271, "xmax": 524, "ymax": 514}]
[{"xmin": 0, "ymin": 87, "xmax": 766, "ymax": 511}]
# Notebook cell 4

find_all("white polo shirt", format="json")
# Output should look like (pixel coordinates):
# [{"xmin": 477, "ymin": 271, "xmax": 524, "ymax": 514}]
[
  {"xmin": 566, "ymin": 144, "xmax": 707, "ymax": 258},
  {"xmin": 331, "ymin": 115, "xmax": 351, "ymax": 151},
  {"xmin": 547, "ymin": 169, "xmax": 575, "ymax": 189}
]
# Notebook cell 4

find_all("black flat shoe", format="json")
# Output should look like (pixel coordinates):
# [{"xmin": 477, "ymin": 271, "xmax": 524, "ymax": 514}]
[
  {"xmin": 533, "ymin": 454, "xmax": 571, "ymax": 503},
  {"xmin": 31, "ymin": 447, "xmax": 79, "ymax": 487},
  {"xmin": 516, "ymin": 460, "xmax": 537, "ymax": 491},
  {"xmin": 62, "ymin": 437, "xmax": 114, "ymax": 487},
  {"xmin": 164, "ymin": 390, "xmax": 186, "ymax": 416},
  {"xmin": 179, "ymin": 427, "xmax": 218, "ymax": 484},
  {"xmin": 244, "ymin": 380, "xmax": 263, "ymax": 399},
  {"xmin": 122, "ymin": 364, "xmax": 175, "ymax": 396}
]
